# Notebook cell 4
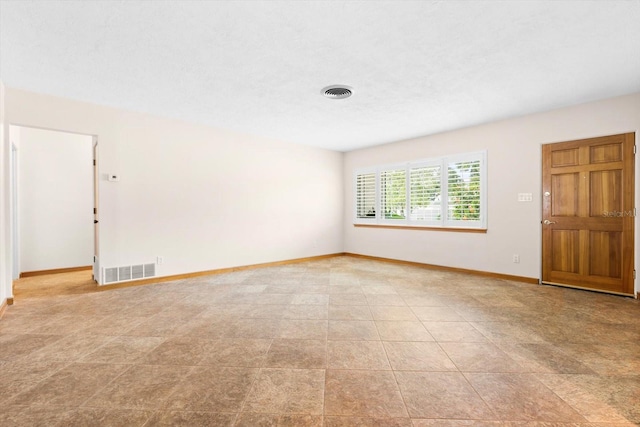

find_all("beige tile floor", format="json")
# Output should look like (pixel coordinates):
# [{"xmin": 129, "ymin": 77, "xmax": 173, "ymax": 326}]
[{"xmin": 1, "ymin": 256, "xmax": 639, "ymax": 426}]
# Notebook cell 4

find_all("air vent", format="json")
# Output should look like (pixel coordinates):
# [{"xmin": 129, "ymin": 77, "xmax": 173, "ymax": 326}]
[
  {"xmin": 132, "ymin": 264, "xmax": 144, "ymax": 280},
  {"xmin": 322, "ymin": 85, "xmax": 353, "ymax": 99},
  {"xmin": 103, "ymin": 263, "xmax": 156, "ymax": 284},
  {"xmin": 144, "ymin": 263, "xmax": 155, "ymax": 278},
  {"xmin": 118, "ymin": 266, "xmax": 132, "ymax": 281},
  {"xmin": 104, "ymin": 267, "xmax": 118, "ymax": 284}
]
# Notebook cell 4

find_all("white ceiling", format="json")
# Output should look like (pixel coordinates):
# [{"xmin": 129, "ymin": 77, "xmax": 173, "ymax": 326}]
[{"xmin": 1, "ymin": 1, "xmax": 639, "ymax": 152}]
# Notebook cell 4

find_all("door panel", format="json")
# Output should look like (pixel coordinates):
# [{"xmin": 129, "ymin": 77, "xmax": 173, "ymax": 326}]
[
  {"xmin": 551, "ymin": 148, "xmax": 579, "ymax": 167},
  {"xmin": 589, "ymin": 231, "xmax": 622, "ymax": 278},
  {"xmin": 590, "ymin": 143, "xmax": 622, "ymax": 163},
  {"xmin": 551, "ymin": 230, "xmax": 579, "ymax": 273},
  {"xmin": 551, "ymin": 173, "xmax": 579, "ymax": 216},
  {"xmin": 542, "ymin": 133, "xmax": 634, "ymax": 296},
  {"xmin": 590, "ymin": 170, "xmax": 622, "ymax": 216}
]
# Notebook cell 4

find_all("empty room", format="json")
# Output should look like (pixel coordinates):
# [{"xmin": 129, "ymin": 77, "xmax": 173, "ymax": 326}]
[{"xmin": 0, "ymin": 1, "xmax": 639, "ymax": 426}]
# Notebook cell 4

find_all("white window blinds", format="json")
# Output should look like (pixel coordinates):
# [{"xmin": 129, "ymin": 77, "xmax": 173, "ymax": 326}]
[
  {"xmin": 380, "ymin": 169, "xmax": 406, "ymax": 220},
  {"xmin": 355, "ymin": 172, "xmax": 376, "ymax": 219},
  {"xmin": 409, "ymin": 165, "xmax": 441, "ymax": 222},
  {"xmin": 354, "ymin": 151, "xmax": 486, "ymax": 229},
  {"xmin": 446, "ymin": 158, "xmax": 482, "ymax": 226}
]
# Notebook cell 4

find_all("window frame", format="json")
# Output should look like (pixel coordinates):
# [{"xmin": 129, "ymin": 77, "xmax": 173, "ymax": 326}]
[{"xmin": 353, "ymin": 151, "xmax": 487, "ymax": 230}]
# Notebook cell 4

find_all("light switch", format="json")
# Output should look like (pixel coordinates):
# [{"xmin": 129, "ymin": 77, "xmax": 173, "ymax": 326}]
[{"xmin": 518, "ymin": 193, "xmax": 533, "ymax": 202}]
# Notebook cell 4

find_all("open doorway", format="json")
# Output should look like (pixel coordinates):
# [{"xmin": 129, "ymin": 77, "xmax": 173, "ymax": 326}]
[{"xmin": 10, "ymin": 125, "xmax": 98, "ymax": 299}]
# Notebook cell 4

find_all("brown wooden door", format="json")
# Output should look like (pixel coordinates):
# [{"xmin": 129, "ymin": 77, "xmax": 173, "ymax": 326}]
[{"xmin": 542, "ymin": 133, "xmax": 635, "ymax": 296}]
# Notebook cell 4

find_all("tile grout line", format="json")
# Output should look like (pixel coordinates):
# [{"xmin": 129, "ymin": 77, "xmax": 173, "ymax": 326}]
[
  {"xmin": 4, "ymin": 258, "xmax": 640, "ymax": 425},
  {"xmin": 371, "ymin": 293, "xmax": 412, "ymax": 421},
  {"xmin": 233, "ymin": 337, "xmax": 274, "ymax": 424}
]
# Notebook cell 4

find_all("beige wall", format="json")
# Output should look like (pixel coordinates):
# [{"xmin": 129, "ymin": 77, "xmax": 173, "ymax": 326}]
[
  {"xmin": 4, "ymin": 87, "xmax": 638, "ymax": 294},
  {"xmin": 344, "ymin": 93, "xmax": 640, "ymax": 293},
  {"xmin": 5, "ymin": 88, "xmax": 344, "ymax": 283}
]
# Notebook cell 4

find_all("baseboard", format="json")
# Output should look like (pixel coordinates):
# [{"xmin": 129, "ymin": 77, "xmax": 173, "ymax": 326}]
[
  {"xmin": 98, "ymin": 253, "xmax": 346, "ymax": 291},
  {"xmin": 100, "ymin": 251, "xmax": 538, "ymax": 291},
  {"xmin": 20, "ymin": 266, "xmax": 92, "ymax": 278},
  {"xmin": 11, "ymin": 252, "xmax": 630, "ymax": 297},
  {"xmin": 0, "ymin": 298, "xmax": 13, "ymax": 319},
  {"xmin": 343, "ymin": 252, "xmax": 539, "ymax": 284}
]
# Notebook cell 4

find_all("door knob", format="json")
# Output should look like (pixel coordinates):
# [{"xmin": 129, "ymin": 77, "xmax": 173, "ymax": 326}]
[{"xmin": 543, "ymin": 219, "xmax": 556, "ymax": 225}]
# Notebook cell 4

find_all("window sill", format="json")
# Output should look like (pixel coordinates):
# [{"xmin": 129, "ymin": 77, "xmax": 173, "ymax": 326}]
[{"xmin": 353, "ymin": 224, "xmax": 487, "ymax": 233}]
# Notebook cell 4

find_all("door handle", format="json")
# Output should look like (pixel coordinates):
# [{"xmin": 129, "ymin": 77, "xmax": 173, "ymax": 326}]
[{"xmin": 543, "ymin": 219, "xmax": 556, "ymax": 225}]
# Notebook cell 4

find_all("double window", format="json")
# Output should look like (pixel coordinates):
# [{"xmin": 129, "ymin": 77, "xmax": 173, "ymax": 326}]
[{"xmin": 354, "ymin": 151, "xmax": 487, "ymax": 229}]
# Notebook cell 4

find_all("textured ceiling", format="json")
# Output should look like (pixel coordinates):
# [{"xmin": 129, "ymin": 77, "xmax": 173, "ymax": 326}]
[{"xmin": 1, "ymin": 1, "xmax": 639, "ymax": 151}]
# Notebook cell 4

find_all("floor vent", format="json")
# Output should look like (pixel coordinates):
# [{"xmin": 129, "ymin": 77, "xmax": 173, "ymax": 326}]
[
  {"xmin": 103, "ymin": 263, "xmax": 156, "ymax": 284},
  {"xmin": 132, "ymin": 264, "xmax": 144, "ymax": 280}
]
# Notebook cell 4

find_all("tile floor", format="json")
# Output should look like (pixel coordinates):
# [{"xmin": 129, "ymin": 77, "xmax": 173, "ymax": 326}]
[{"xmin": 1, "ymin": 256, "xmax": 639, "ymax": 426}]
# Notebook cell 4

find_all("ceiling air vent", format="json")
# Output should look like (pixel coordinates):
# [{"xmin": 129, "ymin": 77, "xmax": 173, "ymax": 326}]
[{"xmin": 322, "ymin": 85, "xmax": 353, "ymax": 99}]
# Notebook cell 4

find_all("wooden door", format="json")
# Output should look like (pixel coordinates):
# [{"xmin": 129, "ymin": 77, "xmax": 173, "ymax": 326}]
[{"xmin": 542, "ymin": 133, "xmax": 635, "ymax": 296}]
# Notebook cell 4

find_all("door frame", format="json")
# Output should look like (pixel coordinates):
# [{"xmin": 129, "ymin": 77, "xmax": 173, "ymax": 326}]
[
  {"xmin": 10, "ymin": 142, "xmax": 19, "ymax": 280},
  {"xmin": 540, "ymin": 132, "xmax": 636, "ymax": 297},
  {"xmin": 9, "ymin": 124, "xmax": 100, "ymax": 285},
  {"xmin": 92, "ymin": 136, "xmax": 99, "ymax": 282}
]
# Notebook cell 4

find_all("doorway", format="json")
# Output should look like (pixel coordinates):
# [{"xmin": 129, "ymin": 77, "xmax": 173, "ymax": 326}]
[
  {"xmin": 10, "ymin": 125, "xmax": 98, "ymax": 297},
  {"xmin": 541, "ymin": 133, "xmax": 635, "ymax": 296}
]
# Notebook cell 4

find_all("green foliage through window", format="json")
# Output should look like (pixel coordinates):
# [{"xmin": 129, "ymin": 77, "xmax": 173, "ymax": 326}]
[
  {"xmin": 410, "ymin": 165, "xmax": 441, "ymax": 221},
  {"xmin": 381, "ymin": 169, "xmax": 406, "ymax": 220},
  {"xmin": 354, "ymin": 152, "xmax": 485, "ymax": 228},
  {"xmin": 447, "ymin": 160, "xmax": 481, "ymax": 221}
]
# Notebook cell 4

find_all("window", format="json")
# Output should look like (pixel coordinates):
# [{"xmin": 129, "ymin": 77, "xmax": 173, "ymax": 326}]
[
  {"xmin": 409, "ymin": 163, "xmax": 441, "ymax": 223},
  {"xmin": 354, "ymin": 151, "xmax": 486, "ymax": 229},
  {"xmin": 355, "ymin": 172, "xmax": 376, "ymax": 219},
  {"xmin": 447, "ymin": 157, "xmax": 481, "ymax": 223},
  {"xmin": 380, "ymin": 168, "xmax": 406, "ymax": 220}
]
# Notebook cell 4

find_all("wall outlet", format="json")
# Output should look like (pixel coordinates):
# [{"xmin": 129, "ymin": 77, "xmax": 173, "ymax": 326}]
[
  {"xmin": 157, "ymin": 256, "xmax": 164, "ymax": 265},
  {"xmin": 512, "ymin": 254, "xmax": 520, "ymax": 263}
]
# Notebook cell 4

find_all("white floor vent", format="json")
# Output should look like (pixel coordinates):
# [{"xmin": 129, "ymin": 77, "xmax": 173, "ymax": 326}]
[{"xmin": 103, "ymin": 263, "xmax": 156, "ymax": 284}]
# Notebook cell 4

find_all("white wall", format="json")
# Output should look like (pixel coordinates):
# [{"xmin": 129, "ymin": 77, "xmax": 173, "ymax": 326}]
[
  {"xmin": 0, "ymin": 80, "xmax": 11, "ymax": 304},
  {"xmin": 5, "ymin": 87, "xmax": 637, "ymax": 294},
  {"xmin": 344, "ymin": 92, "xmax": 640, "ymax": 293},
  {"xmin": 17, "ymin": 127, "xmax": 94, "ymax": 273},
  {"xmin": 5, "ymin": 88, "xmax": 344, "ymax": 283}
]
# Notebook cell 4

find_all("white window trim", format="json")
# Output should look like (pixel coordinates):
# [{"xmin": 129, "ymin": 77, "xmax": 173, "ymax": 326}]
[{"xmin": 353, "ymin": 151, "xmax": 487, "ymax": 230}]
